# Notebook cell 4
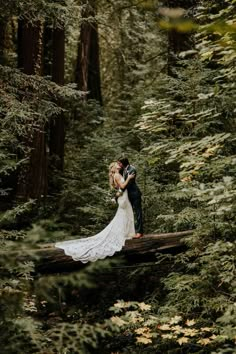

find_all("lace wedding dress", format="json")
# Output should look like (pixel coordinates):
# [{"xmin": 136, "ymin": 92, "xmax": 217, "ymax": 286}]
[{"xmin": 55, "ymin": 188, "xmax": 135, "ymax": 263}]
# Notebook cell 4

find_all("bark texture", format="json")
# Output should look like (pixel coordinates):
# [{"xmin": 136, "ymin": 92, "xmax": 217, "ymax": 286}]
[
  {"xmin": 0, "ymin": 19, "xmax": 7, "ymax": 64},
  {"xmin": 165, "ymin": 0, "xmax": 195, "ymax": 75},
  {"xmin": 75, "ymin": 0, "xmax": 102, "ymax": 103},
  {"xmin": 49, "ymin": 26, "xmax": 65, "ymax": 171},
  {"xmin": 17, "ymin": 20, "xmax": 48, "ymax": 199}
]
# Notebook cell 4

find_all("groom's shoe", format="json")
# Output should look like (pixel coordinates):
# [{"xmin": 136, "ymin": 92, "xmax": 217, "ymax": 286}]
[{"xmin": 133, "ymin": 233, "xmax": 144, "ymax": 239}]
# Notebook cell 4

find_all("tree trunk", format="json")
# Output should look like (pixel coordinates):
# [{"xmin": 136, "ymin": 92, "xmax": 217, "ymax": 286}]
[
  {"xmin": 75, "ymin": 0, "xmax": 102, "ymax": 104},
  {"xmin": 165, "ymin": 0, "xmax": 195, "ymax": 75},
  {"xmin": 17, "ymin": 20, "xmax": 48, "ymax": 199},
  {"xmin": 30, "ymin": 230, "xmax": 193, "ymax": 274},
  {"xmin": 43, "ymin": 24, "xmax": 53, "ymax": 77},
  {"xmin": 0, "ymin": 19, "xmax": 7, "ymax": 64},
  {"xmin": 17, "ymin": 19, "xmax": 24, "ymax": 69},
  {"xmin": 49, "ymin": 26, "xmax": 65, "ymax": 171},
  {"xmin": 19, "ymin": 21, "xmax": 43, "ymax": 75}
]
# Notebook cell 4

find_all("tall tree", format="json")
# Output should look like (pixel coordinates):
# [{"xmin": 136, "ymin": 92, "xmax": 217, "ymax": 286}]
[
  {"xmin": 0, "ymin": 19, "xmax": 7, "ymax": 64},
  {"xmin": 165, "ymin": 0, "xmax": 196, "ymax": 75},
  {"xmin": 43, "ymin": 24, "xmax": 53, "ymax": 77},
  {"xmin": 49, "ymin": 25, "xmax": 65, "ymax": 171},
  {"xmin": 17, "ymin": 20, "xmax": 48, "ymax": 199},
  {"xmin": 75, "ymin": 0, "xmax": 102, "ymax": 104}
]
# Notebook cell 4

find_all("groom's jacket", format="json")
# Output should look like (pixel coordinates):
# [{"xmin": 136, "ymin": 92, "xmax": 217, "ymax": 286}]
[{"xmin": 123, "ymin": 165, "xmax": 142, "ymax": 197}]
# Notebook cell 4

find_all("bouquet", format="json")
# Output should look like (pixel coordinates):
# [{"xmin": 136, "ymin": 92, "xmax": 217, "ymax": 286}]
[{"xmin": 111, "ymin": 187, "xmax": 123, "ymax": 204}]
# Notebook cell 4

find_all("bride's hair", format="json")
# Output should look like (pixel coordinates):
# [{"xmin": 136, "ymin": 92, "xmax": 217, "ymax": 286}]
[{"xmin": 109, "ymin": 162, "xmax": 117, "ymax": 189}]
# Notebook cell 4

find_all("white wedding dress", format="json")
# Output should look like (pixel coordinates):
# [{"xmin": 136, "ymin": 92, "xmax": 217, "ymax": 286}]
[{"xmin": 55, "ymin": 188, "xmax": 135, "ymax": 263}]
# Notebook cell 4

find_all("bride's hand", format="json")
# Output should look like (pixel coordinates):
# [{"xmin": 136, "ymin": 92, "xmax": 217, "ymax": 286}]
[{"xmin": 128, "ymin": 173, "xmax": 135, "ymax": 180}]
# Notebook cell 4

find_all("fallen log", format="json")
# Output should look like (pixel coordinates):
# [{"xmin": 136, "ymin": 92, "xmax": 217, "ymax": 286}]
[{"xmin": 35, "ymin": 230, "xmax": 193, "ymax": 274}]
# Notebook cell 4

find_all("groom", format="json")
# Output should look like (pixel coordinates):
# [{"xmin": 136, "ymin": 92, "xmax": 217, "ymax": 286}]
[{"xmin": 117, "ymin": 157, "xmax": 144, "ymax": 238}]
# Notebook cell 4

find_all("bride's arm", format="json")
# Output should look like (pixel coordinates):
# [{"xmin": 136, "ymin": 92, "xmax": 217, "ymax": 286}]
[{"xmin": 114, "ymin": 173, "xmax": 134, "ymax": 189}]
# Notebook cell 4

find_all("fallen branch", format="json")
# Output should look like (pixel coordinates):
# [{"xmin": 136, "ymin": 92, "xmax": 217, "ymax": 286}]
[{"xmin": 34, "ymin": 230, "xmax": 193, "ymax": 274}]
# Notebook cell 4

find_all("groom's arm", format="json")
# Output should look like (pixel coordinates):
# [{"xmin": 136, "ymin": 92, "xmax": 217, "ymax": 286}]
[
  {"xmin": 122, "ymin": 166, "xmax": 136, "ymax": 191},
  {"xmin": 115, "ymin": 173, "xmax": 134, "ymax": 190}
]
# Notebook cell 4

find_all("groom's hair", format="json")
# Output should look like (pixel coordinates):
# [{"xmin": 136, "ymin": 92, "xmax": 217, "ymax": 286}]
[{"xmin": 118, "ymin": 157, "xmax": 129, "ymax": 167}]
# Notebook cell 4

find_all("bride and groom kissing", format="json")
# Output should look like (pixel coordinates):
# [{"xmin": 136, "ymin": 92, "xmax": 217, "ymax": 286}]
[
  {"xmin": 110, "ymin": 157, "xmax": 144, "ymax": 239},
  {"xmin": 55, "ymin": 157, "xmax": 144, "ymax": 263}
]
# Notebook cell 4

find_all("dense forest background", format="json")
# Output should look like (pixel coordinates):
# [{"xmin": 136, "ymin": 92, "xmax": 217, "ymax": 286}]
[{"xmin": 0, "ymin": 0, "xmax": 235, "ymax": 353}]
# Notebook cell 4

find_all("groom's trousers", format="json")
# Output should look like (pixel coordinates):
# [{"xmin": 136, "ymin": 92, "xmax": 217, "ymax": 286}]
[{"xmin": 129, "ymin": 193, "xmax": 144, "ymax": 234}]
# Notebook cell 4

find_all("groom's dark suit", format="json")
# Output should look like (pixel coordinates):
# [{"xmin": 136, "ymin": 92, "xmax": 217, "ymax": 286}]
[{"xmin": 124, "ymin": 165, "xmax": 143, "ymax": 234}]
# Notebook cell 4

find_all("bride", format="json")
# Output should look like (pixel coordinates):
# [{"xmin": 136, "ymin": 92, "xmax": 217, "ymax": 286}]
[{"xmin": 55, "ymin": 162, "xmax": 135, "ymax": 263}]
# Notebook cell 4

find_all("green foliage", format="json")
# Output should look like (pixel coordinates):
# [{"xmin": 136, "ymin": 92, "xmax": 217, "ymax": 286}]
[
  {"xmin": 0, "ymin": 6, "xmax": 84, "ymax": 352},
  {"xmin": 0, "ymin": 0, "xmax": 236, "ymax": 353},
  {"xmin": 0, "ymin": 0, "xmax": 80, "ymax": 26},
  {"xmin": 129, "ymin": 2, "xmax": 236, "ymax": 353},
  {"xmin": 46, "ymin": 321, "xmax": 110, "ymax": 353},
  {"xmin": 100, "ymin": 300, "xmax": 234, "ymax": 351}
]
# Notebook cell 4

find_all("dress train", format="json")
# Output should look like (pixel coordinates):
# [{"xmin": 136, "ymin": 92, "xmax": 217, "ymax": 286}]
[{"xmin": 55, "ymin": 189, "xmax": 135, "ymax": 263}]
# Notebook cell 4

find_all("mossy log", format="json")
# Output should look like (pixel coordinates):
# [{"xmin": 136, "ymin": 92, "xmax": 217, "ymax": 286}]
[{"xmin": 35, "ymin": 230, "xmax": 193, "ymax": 274}]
